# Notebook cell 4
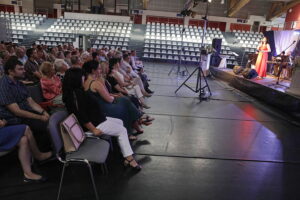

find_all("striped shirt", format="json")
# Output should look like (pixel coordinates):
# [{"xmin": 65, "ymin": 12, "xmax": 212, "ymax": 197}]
[{"xmin": 0, "ymin": 75, "xmax": 32, "ymax": 124}]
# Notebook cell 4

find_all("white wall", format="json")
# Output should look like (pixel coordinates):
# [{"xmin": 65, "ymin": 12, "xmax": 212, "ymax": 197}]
[
  {"xmin": 0, "ymin": 0, "xmax": 13, "ymax": 5},
  {"xmin": 64, "ymin": 12, "xmax": 131, "ymax": 23}
]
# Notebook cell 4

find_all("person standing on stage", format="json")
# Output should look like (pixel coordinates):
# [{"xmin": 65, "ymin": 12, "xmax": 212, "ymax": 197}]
[{"xmin": 255, "ymin": 37, "xmax": 271, "ymax": 78}]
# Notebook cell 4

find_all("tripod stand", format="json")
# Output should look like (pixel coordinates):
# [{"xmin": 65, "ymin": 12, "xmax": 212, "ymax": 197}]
[
  {"xmin": 175, "ymin": 58, "xmax": 212, "ymax": 101},
  {"xmin": 174, "ymin": 2, "xmax": 212, "ymax": 101}
]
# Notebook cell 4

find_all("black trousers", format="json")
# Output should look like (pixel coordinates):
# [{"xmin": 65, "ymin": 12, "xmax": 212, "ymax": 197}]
[{"xmin": 21, "ymin": 112, "xmax": 51, "ymax": 151}]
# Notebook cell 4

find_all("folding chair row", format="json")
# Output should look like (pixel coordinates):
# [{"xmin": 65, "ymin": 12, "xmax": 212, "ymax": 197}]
[
  {"xmin": 95, "ymin": 37, "xmax": 130, "ymax": 42},
  {"xmin": 92, "ymin": 45, "xmax": 128, "ymax": 50},
  {"xmin": 143, "ymin": 53, "xmax": 200, "ymax": 62}
]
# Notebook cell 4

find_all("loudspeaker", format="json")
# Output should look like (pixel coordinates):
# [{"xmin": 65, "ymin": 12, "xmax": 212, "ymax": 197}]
[
  {"xmin": 210, "ymin": 55, "xmax": 222, "ymax": 67},
  {"xmin": 212, "ymin": 38, "xmax": 222, "ymax": 55},
  {"xmin": 233, "ymin": 66, "xmax": 244, "ymax": 75},
  {"xmin": 242, "ymin": 68, "xmax": 258, "ymax": 79}
]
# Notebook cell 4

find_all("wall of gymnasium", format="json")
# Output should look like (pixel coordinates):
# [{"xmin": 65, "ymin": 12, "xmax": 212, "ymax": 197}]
[{"xmin": 138, "ymin": 10, "xmax": 272, "ymax": 33}]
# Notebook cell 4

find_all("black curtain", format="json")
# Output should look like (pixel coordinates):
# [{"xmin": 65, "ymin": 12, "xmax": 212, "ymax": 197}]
[{"xmin": 264, "ymin": 31, "xmax": 276, "ymax": 57}]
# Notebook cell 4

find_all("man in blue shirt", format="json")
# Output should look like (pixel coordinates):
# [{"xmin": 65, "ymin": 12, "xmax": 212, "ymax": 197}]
[{"xmin": 0, "ymin": 56, "xmax": 50, "ymax": 150}]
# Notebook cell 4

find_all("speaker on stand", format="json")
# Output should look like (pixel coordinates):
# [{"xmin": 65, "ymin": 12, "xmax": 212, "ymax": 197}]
[{"xmin": 210, "ymin": 38, "xmax": 222, "ymax": 67}]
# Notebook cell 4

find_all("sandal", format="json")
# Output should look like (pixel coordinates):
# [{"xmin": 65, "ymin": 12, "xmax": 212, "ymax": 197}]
[
  {"xmin": 139, "ymin": 119, "xmax": 152, "ymax": 126},
  {"xmin": 141, "ymin": 115, "xmax": 155, "ymax": 122},
  {"xmin": 133, "ymin": 130, "xmax": 144, "ymax": 136},
  {"xmin": 124, "ymin": 158, "xmax": 142, "ymax": 171}
]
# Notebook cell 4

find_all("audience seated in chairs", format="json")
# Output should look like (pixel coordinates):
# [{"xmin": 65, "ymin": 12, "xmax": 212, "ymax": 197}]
[
  {"xmin": 62, "ymin": 67, "xmax": 142, "ymax": 170},
  {"xmin": 108, "ymin": 58, "xmax": 151, "ymax": 108},
  {"xmin": 121, "ymin": 53, "xmax": 153, "ymax": 95},
  {"xmin": 0, "ymin": 41, "xmax": 155, "ymax": 183},
  {"xmin": 82, "ymin": 60, "xmax": 152, "ymax": 140},
  {"xmin": 0, "ymin": 121, "xmax": 52, "ymax": 182},
  {"xmin": 0, "ymin": 56, "xmax": 51, "ymax": 150}
]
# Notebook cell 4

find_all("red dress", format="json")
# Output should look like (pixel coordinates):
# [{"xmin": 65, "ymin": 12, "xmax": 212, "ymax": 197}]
[{"xmin": 255, "ymin": 44, "xmax": 269, "ymax": 78}]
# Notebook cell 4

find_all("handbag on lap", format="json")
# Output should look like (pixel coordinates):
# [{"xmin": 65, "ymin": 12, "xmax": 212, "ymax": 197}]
[{"xmin": 60, "ymin": 114, "xmax": 86, "ymax": 153}]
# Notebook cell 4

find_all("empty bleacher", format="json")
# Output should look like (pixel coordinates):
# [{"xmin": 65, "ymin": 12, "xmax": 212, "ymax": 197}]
[
  {"xmin": 143, "ymin": 22, "xmax": 238, "ymax": 65},
  {"xmin": 36, "ymin": 18, "xmax": 132, "ymax": 49},
  {"xmin": 0, "ymin": 11, "xmax": 46, "ymax": 44},
  {"xmin": 232, "ymin": 30, "xmax": 264, "ymax": 52}
]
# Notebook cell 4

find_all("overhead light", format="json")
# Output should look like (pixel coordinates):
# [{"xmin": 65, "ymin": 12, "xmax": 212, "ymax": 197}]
[
  {"xmin": 221, "ymin": 0, "xmax": 224, "ymax": 4},
  {"xmin": 208, "ymin": 0, "xmax": 212, "ymax": 2}
]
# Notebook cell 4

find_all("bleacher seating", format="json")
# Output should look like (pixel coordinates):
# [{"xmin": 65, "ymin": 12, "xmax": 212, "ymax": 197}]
[
  {"xmin": 0, "ymin": 11, "xmax": 47, "ymax": 44},
  {"xmin": 143, "ymin": 22, "xmax": 237, "ymax": 64},
  {"xmin": 37, "ymin": 18, "xmax": 132, "ymax": 49},
  {"xmin": 232, "ymin": 30, "xmax": 264, "ymax": 50}
]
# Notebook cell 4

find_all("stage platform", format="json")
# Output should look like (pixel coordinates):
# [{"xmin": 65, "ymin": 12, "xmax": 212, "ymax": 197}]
[{"xmin": 210, "ymin": 67, "xmax": 300, "ymax": 121}]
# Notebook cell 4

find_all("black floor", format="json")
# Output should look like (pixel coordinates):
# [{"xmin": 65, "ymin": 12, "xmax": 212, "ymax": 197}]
[{"xmin": 1, "ymin": 62, "xmax": 300, "ymax": 200}]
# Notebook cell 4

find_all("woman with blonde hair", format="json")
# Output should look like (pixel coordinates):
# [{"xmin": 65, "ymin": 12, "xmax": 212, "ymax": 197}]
[{"xmin": 40, "ymin": 62, "xmax": 63, "ymax": 106}]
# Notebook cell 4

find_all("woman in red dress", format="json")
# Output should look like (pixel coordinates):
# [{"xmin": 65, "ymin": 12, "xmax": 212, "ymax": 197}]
[{"xmin": 255, "ymin": 37, "xmax": 271, "ymax": 78}]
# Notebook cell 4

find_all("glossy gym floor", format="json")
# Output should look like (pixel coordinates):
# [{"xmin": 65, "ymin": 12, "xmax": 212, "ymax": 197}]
[{"xmin": 1, "ymin": 62, "xmax": 300, "ymax": 200}]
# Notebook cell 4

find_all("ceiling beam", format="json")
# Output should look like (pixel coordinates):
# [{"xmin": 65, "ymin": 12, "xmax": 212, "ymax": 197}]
[
  {"xmin": 267, "ymin": 0, "xmax": 300, "ymax": 21},
  {"xmin": 266, "ymin": 2, "xmax": 283, "ymax": 21},
  {"xmin": 227, "ymin": 0, "xmax": 251, "ymax": 17}
]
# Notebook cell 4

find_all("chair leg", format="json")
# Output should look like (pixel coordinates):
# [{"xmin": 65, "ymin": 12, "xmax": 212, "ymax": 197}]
[
  {"xmin": 100, "ymin": 164, "xmax": 105, "ymax": 174},
  {"xmin": 104, "ymin": 163, "xmax": 108, "ymax": 174},
  {"xmin": 57, "ymin": 163, "xmax": 67, "ymax": 200},
  {"xmin": 86, "ymin": 162, "xmax": 99, "ymax": 200}
]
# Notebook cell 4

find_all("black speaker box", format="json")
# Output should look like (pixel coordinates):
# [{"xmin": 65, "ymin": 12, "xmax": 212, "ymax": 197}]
[
  {"xmin": 212, "ymin": 38, "xmax": 222, "ymax": 55},
  {"xmin": 242, "ymin": 68, "xmax": 258, "ymax": 79},
  {"xmin": 210, "ymin": 55, "xmax": 222, "ymax": 67}
]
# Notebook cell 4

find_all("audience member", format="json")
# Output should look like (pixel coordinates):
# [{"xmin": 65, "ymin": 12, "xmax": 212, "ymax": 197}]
[
  {"xmin": 40, "ymin": 62, "xmax": 63, "ymax": 105},
  {"xmin": 0, "ymin": 56, "xmax": 51, "ymax": 150},
  {"xmin": 70, "ymin": 55, "xmax": 82, "ymax": 68},
  {"xmin": 64, "ymin": 51, "xmax": 72, "ymax": 66},
  {"xmin": 0, "ymin": 121, "xmax": 51, "ymax": 182},
  {"xmin": 16, "ymin": 47, "xmax": 27, "ymax": 65},
  {"xmin": 24, "ymin": 48, "xmax": 42, "ymax": 83},
  {"xmin": 54, "ymin": 59, "xmax": 69, "ymax": 81}
]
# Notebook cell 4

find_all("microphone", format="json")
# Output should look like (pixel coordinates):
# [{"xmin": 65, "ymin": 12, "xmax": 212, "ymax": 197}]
[{"xmin": 293, "ymin": 41, "xmax": 296, "ymax": 44}]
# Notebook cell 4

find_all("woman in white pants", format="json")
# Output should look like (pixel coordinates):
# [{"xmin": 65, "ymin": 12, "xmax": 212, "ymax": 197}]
[{"xmin": 62, "ymin": 67, "xmax": 141, "ymax": 170}]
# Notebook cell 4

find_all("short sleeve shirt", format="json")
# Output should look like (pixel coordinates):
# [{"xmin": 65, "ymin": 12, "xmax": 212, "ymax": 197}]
[
  {"xmin": 24, "ymin": 60, "xmax": 39, "ymax": 83},
  {"xmin": 0, "ymin": 75, "xmax": 32, "ymax": 124}
]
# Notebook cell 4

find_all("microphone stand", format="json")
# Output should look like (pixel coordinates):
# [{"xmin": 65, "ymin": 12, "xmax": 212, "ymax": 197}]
[{"xmin": 276, "ymin": 41, "xmax": 296, "ymax": 57}]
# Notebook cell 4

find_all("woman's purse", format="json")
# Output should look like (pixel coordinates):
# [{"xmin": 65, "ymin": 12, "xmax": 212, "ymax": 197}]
[{"xmin": 60, "ymin": 114, "xmax": 86, "ymax": 153}]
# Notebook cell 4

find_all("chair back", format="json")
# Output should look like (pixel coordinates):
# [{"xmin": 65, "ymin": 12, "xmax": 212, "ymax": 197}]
[{"xmin": 48, "ymin": 111, "xmax": 69, "ymax": 155}]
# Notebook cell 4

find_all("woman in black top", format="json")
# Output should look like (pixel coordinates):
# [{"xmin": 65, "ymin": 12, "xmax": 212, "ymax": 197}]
[{"xmin": 62, "ymin": 68, "xmax": 141, "ymax": 170}]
